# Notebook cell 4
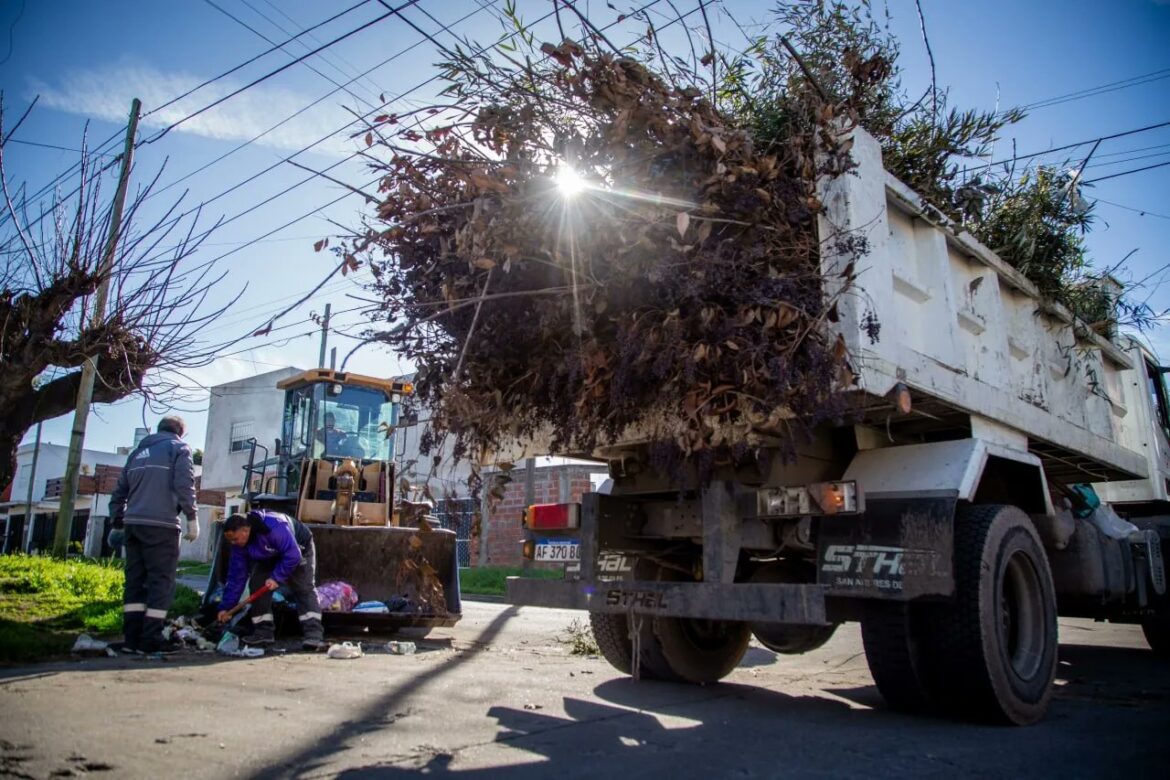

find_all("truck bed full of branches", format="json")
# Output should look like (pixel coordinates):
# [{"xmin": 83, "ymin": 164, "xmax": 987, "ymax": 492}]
[{"xmin": 354, "ymin": 39, "xmax": 883, "ymax": 472}]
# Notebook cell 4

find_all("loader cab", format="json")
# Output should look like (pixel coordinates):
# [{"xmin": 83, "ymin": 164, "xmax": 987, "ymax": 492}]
[{"xmin": 278, "ymin": 369, "xmax": 411, "ymax": 466}]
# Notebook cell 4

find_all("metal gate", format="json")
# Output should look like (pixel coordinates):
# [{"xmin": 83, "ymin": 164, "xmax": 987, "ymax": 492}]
[{"xmin": 433, "ymin": 497, "xmax": 475, "ymax": 568}]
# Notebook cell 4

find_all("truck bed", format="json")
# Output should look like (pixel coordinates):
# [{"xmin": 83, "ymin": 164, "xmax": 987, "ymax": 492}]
[{"xmin": 494, "ymin": 128, "xmax": 1159, "ymax": 495}]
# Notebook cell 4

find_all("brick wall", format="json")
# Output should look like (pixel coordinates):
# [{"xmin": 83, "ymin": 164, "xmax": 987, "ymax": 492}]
[{"xmin": 474, "ymin": 465, "xmax": 599, "ymax": 567}]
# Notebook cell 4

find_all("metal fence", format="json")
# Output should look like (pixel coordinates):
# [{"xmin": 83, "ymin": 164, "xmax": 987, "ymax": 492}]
[{"xmin": 432, "ymin": 497, "xmax": 475, "ymax": 568}]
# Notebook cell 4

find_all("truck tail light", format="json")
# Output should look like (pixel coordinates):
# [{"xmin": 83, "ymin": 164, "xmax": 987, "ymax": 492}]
[
  {"xmin": 523, "ymin": 503, "xmax": 580, "ymax": 530},
  {"xmin": 757, "ymin": 480, "xmax": 861, "ymax": 517}
]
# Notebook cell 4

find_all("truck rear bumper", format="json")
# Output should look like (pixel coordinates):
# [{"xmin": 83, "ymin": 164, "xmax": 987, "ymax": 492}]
[{"xmin": 506, "ymin": 577, "xmax": 828, "ymax": 624}]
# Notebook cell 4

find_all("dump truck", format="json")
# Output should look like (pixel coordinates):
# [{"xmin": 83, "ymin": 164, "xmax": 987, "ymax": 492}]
[
  {"xmin": 504, "ymin": 129, "xmax": 1169, "ymax": 725},
  {"xmin": 202, "ymin": 369, "xmax": 461, "ymax": 636}
]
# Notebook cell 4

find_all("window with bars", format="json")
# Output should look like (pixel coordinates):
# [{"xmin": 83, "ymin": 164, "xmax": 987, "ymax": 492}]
[{"xmin": 229, "ymin": 421, "xmax": 254, "ymax": 453}]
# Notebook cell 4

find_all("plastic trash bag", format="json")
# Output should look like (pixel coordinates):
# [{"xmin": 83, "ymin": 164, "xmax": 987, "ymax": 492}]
[
  {"xmin": 326, "ymin": 641, "xmax": 363, "ymax": 659},
  {"xmin": 217, "ymin": 632, "xmax": 241, "ymax": 655},
  {"xmin": 71, "ymin": 634, "xmax": 110, "ymax": 655},
  {"xmin": 386, "ymin": 641, "xmax": 416, "ymax": 655},
  {"xmin": 316, "ymin": 581, "xmax": 359, "ymax": 612}
]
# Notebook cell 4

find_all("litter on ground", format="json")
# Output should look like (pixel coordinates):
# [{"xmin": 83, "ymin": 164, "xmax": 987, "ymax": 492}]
[{"xmin": 326, "ymin": 642, "xmax": 363, "ymax": 659}]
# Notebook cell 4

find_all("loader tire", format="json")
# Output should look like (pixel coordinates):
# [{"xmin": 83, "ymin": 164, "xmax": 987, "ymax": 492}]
[
  {"xmin": 860, "ymin": 602, "xmax": 931, "ymax": 713},
  {"xmin": 652, "ymin": 616, "xmax": 751, "ymax": 684},
  {"xmin": 917, "ymin": 504, "xmax": 1058, "ymax": 725}
]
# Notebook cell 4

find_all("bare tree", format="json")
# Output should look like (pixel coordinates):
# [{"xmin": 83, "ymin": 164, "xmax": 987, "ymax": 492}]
[{"xmin": 0, "ymin": 102, "xmax": 231, "ymax": 491}]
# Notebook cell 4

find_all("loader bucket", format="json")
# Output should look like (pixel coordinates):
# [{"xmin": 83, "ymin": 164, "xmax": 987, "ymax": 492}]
[{"xmin": 311, "ymin": 524, "xmax": 462, "ymax": 632}]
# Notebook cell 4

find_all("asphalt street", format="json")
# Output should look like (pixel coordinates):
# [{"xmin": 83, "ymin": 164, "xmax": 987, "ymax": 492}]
[{"xmin": 0, "ymin": 601, "xmax": 1167, "ymax": 779}]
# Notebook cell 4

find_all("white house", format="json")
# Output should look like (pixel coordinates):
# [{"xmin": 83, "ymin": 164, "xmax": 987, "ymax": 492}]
[
  {"xmin": 201, "ymin": 366, "xmax": 303, "ymax": 504},
  {"xmin": 1, "ymin": 438, "xmax": 138, "ymax": 556}
]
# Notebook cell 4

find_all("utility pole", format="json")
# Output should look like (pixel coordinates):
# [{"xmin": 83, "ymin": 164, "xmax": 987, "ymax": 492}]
[
  {"xmin": 19, "ymin": 422, "xmax": 43, "ymax": 553},
  {"xmin": 318, "ymin": 303, "xmax": 331, "ymax": 368},
  {"xmin": 52, "ymin": 98, "xmax": 141, "ymax": 558}
]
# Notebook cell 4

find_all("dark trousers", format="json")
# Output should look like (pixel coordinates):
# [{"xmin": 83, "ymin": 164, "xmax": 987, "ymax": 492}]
[
  {"xmin": 248, "ymin": 542, "xmax": 323, "ymax": 641},
  {"xmin": 123, "ymin": 524, "xmax": 180, "ymax": 648}
]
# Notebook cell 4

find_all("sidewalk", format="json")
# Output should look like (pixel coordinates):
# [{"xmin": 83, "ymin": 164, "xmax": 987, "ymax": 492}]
[{"xmin": 177, "ymin": 573, "xmax": 503, "ymax": 604}]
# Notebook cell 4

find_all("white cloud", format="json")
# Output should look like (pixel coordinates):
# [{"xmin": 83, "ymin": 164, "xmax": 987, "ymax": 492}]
[{"xmin": 30, "ymin": 60, "xmax": 362, "ymax": 157}]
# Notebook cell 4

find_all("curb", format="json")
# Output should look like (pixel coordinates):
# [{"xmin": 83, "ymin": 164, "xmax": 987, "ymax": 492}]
[{"xmin": 459, "ymin": 592, "xmax": 506, "ymax": 604}]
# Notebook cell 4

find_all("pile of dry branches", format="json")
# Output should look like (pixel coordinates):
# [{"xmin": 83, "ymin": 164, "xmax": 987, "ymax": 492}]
[{"xmin": 354, "ymin": 36, "xmax": 875, "ymax": 472}]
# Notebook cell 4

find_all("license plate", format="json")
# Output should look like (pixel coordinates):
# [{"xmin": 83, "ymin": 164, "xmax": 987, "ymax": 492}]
[{"xmin": 534, "ymin": 540, "xmax": 580, "ymax": 562}]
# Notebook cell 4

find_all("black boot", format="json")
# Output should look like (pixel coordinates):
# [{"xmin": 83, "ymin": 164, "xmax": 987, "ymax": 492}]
[{"xmin": 118, "ymin": 611, "xmax": 145, "ymax": 654}]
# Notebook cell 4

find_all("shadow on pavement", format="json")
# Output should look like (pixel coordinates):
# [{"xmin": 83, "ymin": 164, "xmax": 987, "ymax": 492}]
[
  {"xmin": 325, "ymin": 639, "xmax": 1170, "ymax": 778},
  {"xmin": 247, "ymin": 606, "xmax": 522, "ymax": 780}
]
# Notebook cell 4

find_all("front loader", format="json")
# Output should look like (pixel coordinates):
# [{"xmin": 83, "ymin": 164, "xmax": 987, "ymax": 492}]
[{"xmin": 202, "ymin": 368, "xmax": 461, "ymax": 636}]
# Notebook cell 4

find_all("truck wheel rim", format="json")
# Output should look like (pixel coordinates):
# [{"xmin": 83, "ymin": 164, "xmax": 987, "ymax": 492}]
[
  {"xmin": 680, "ymin": 618, "xmax": 728, "ymax": 650},
  {"xmin": 1001, "ymin": 549, "xmax": 1045, "ymax": 682}
]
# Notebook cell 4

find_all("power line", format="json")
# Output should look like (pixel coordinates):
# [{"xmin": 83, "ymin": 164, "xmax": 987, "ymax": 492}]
[
  {"xmin": 1095, "ymin": 197, "xmax": 1170, "ymax": 221},
  {"xmin": 1084, "ymin": 148, "xmax": 1170, "ymax": 170},
  {"xmin": 1084, "ymin": 159, "xmax": 1170, "ymax": 184},
  {"xmin": 192, "ymin": 0, "xmax": 678, "ymax": 351},
  {"xmin": 1, "ymin": 1, "xmax": 380, "ymax": 235},
  {"xmin": 252, "ymin": 0, "xmax": 386, "ymax": 106},
  {"xmin": 141, "ymin": 0, "xmax": 420, "ymax": 146},
  {"xmin": 146, "ymin": 0, "xmax": 377, "ymax": 120},
  {"xmin": 1092, "ymin": 141, "xmax": 1170, "ymax": 160},
  {"xmin": 1017, "ymin": 66, "xmax": 1170, "ymax": 113},
  {"xmin": 202, "ymin": 0, "xmax": 384, "ymax": 115},
  {"xmin": 4, "ymin": 138, "xmax": 116, "ymax": 156},
  {"xmin": 144, "ymin": 0, "xmax": 484, "ymax": 205},
  {"xmin": 978, "ymin": 119, "xmax": 1170, "ymax": 170}
]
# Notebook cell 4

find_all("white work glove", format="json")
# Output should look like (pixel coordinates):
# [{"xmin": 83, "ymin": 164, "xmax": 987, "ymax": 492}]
[{"xmin": 183, "ymin": 517, "xmax": 200, "ymax": 543}]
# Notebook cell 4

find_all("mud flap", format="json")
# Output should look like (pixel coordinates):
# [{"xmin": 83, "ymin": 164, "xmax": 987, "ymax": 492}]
[{"xmin": 817, "ymin": 495, "xmax": 955, "ymax": 600}]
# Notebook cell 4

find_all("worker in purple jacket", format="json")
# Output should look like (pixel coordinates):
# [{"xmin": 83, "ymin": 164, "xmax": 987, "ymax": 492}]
[{"xmin": 217, "ymin": 510, "xmax": 325, "ymax": 650}]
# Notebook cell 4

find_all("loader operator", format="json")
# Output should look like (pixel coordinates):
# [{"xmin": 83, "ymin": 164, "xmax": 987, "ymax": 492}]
[
  {"xmin": 317, "ymin": 412, "xmax": 364, "ymax": 458},
  {"xmin": 217, "ymin": 510, "xmax": 325, "ymax": 651},
  {"xmin": 107, "ymin": 416, "xmax": 199, "ymax": 655}
]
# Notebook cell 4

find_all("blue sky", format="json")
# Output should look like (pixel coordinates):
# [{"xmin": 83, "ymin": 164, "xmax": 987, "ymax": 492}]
[{"xmin": 2, "ymin": 0, "xmax": 1168, "ymax": 460}]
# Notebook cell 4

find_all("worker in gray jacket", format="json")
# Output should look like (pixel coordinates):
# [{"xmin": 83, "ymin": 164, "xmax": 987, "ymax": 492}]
[{"xmin": 108, "ymin": 416, "xmax": 199, "ymax": 654}]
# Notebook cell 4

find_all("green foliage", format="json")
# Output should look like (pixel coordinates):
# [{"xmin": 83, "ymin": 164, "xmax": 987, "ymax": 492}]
[
  {"xmin": 883, "ymin": 104, "xmax": 1023, "ymax": 222},
  {"xmin": 169, "ymin": 584, "xmax": 202, "ymax": 618},
  {"xmin": 178, "ymin": 560, "xmax": 212, "ymax": 577},
  {"xmin": 969, "ymin": 167, "xmax": 1093, "ymax": 302},
  {"xmin": 458, "ymin": 566, "xmax": 562, "ymax": 596},
  {"xmin": 727, "ymin": 0, "xmax": 902, "ymax": 161},
  {"xmin": 0, "ymin": 554, "xmax": 200, "ymax": 662},
  {"xmin": 729, "ymin": 1, "xmax": 1146, "ymax": 330},
  {"xmin": 559, "ymin": 618, "xmax": 601, "ymax": 656}
]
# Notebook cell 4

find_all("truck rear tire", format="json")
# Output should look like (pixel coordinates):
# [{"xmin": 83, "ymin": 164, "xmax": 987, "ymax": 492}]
[
  {"xmin": 652, "ymin": 616, "xmax": 751, "ymax": 684},
  {"xmin": 918, "ymin": 503, "xmax": 1058, "ymax": 725},
  {"xmin": 588, "ymin": 610, "xmax": 682, "ymax": 681},
  {"xmin": 860, "ymin": 602, "xmax": 931, "ymax": 712},
  {"xmin": 1142, "ymin": 615, "xmax": 1170, "ymax": 656},
  {"xmin": 587, "ymin": 558, "xmax": 685, "ymax": 681},
  {"xmin": 753, "ymin": 624, "xmax": 838, "ymax": 655},
  {"xmin": 590, "ymin": 611, "xmax": 632, "ymax": 674},
  {"xmin": 750, "ymin": 562, "xmax": 839, "ymax": 654}
]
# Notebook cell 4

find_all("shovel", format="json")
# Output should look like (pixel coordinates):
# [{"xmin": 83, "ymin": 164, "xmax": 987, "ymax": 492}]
[{"xmin": 218, "ymin": 581, "xmax": 278, "ymax": 630}]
